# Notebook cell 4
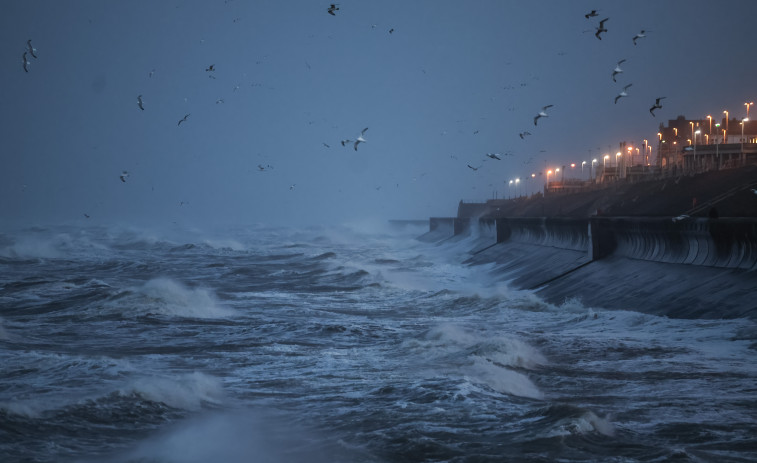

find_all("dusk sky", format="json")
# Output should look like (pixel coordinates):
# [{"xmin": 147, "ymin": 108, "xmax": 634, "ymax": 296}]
[{"xmin": 2, "ymin": 0, "xmax": 756, "ymax": 227}]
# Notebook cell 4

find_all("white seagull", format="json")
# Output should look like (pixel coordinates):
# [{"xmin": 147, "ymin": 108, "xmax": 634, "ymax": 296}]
[
  {"xmin": 26, "ymin": 40, "xmax": 37, "ymax": 58},
  {"xmin": 595, "ymin": 18, "xmax": 609, "ymax": 40},
  {"xmin": 614, "ymin": 84, "xmax": 632, "ymax": 104},
  {"xmin": 22, "ymin": 52, "xmax": 30, "ymax": 72},
  {"xmin": 137, "ymin": 95, "xmax": 145, "ymax": 110},
  {"xmin": 486, "ymin": 153, "xmax": 502, "ymax": 160},
  {"xmin": 519, "ymin": 131, "xmax": 531, "ymax": 139},
  {"xmin": 632, "ymin": 30, "xmax": 646, "ymax": 45},
  {"xmin": 119, "ymin": 171, "xmax": 129, "ymax": 183},
  {"xmin": 612, "ymin": 59, "xmax": 626, "ymax": 82},
  {"xmin": 534, "ymin": 105, "xmax": 553, "ymax": 126},
  {"xmin": 649, "ymin": 97, "xmax": 666, "ymax": 116},
  {"xmin": 353, "ymin": 127, "xmax": 368, "ymax": 151}
]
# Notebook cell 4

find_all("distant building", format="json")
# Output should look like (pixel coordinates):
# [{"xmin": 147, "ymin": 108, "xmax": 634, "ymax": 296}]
[{"xmin": 657, "ymin": 115, "xmax": 757, "ymax": 172}]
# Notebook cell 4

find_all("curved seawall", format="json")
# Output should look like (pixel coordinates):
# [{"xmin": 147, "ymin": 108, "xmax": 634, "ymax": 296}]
[{"xmin": 432, "ymin": 216, "xmax": 757, "ymax": 318}]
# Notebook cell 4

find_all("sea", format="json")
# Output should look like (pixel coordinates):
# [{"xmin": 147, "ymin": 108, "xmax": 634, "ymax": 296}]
[{"xmin": 1, "ymin": 222, "xmax": 755, "ymax": 463}]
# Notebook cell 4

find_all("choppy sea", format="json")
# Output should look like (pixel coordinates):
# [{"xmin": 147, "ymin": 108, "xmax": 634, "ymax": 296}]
[{"xmin": 1, "ymin": 222, "xmax": 755, "ymax": 462}]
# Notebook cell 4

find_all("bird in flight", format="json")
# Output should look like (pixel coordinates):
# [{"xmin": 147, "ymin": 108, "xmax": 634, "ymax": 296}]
[
  {"xmin": 519, "ymin": 131, "xmax": 532, "ymax": 139},
  {"xmin": 119, "ymin": 171, "xmax": 129, "ymax": 183},
  {"xmin": 612, "ymin": 59, "xmax": 626, "ymax": 82},
  {"xmin": 467, "ymin": 164, "xmax": 481, "ymax": 171},
  {"xmin": 178, "ymin": 114, "xmax": 190, "ymax": 126},
  {"xmin": 327, "ymin": 3, "xmax": 339, "ymax": 15},
  {"xmin": 340, "ymin": 139, "xmax": 352, "ymax": 147},
  {"xmin": 585, "ymin": 10, "xmax": 599, "ymax": 19},
  {"xmin": 534, "ymin": 105, "xmax": 553, "ymax": 126},
  {"xmin": 614, "ymin": 84, "xmax": 632, "ymax": 104},
  {"xmin": 353, "ymin": 127, "xmax": 368, "ymax": 151},
  {"xmin": 632, "ymin": 30, "xmax": 647, "ymax": 45},
  {"xmin": 649, "ymin": 97, "xmax": 666, "ymax": 116},
  {"xmin": 22, "ymin": 52, "xmax": 30, "ymax": 72},
  {"xmin": 137, "ymin": 95, "xmax": 145, "ymax": 110},
  {"xmin": 26, "ymin": 39, "xmax": 37, "ymax": 58},
  {"xmin": 205, "ymin": 64, "xmax": 215, "ymax": 72},
  {"xmin": 486, "ymin": 153, "xmax": 502, "ymax": 160},
  {"xmin": 595, "ymin": 18, "xmax": 609, "ymax": 40}
]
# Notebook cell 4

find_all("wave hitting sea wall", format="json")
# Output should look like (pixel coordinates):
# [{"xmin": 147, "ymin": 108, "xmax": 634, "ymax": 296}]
[{"xmin": 426, "ymin": 216, "xmax": 757, "ymax": 318}]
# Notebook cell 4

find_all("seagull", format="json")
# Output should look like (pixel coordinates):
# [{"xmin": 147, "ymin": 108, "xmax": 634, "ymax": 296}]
[
  {"xmin": 340, "ymin": 139, "xmax": 351, "ymax": 147},
  {"xmin": 205, "ymin": 64, "xmax": 215, "ymax": 72},
  {"xmin": 353, "ymin": 127, "xmax": 368, "ymax": 151},
  {"xmin": 216, "ymin": 98, "xmax": 225, "ymax": 104},
  {"xmin": 595, "ymin": 18, "xmax": 609, "ymax": 40},
  {"xmin": 486, "ymin": 153, "xmax": 502, "ymax": 160},
  {"xmin": 672, "ymin": 214, "xmax": 689, "ymax": 222},
  {"xmin": 614, "ymin": 84, "xmax": 632, "ymax": 104},
  {"xmin": 389, "ymin": 28, "xmax": 394, "ymax": 34},
  {"xmin": 178, "ymin": 114, "xmax": 190, "ymax": 126},
  {"xmin": 322, "ymin": 142, "xmax": 330, "ymax": 148},
  {"xmin": 612, "ymin": 59, "xmax": 626, "ymax": 82},
  {"xmin": 467, "ymin": 164, "xmax": 480, "ymax": 171},
  {"xmin": 519, "ymin": 131, "xmax": 532, "ymax": 139},
  {"xmin": 327, "ymin": 3, "xmax": 339, "ymax": 15},
  {"xmin": 137, "ymin": 95, "xmax": 145, "ymax": 110},
  {"xmin": 22, "ymin": 52, "xmax": 30, "ymax": 72},
  {"xmin": 632, "ymin": 30, "xmax": 646, "ymax": 45},
  {"xmin": 26, "ymin": 39, "xmax": 37, "ymax": 58},
  {"xmin": 289, "ymin": 184, "xmax": 296, "ymax": 190},
  {"xmin": 149, "ymin": 69, "xmax": 155, "ymax": 78},
  {"xmin": 649, "ymin": 97, "xmax": 666, "ymax": 116},
  {"xmin": 534, "ymin": 105, "xmax": 553, "ymax": 126},
  {"xmin": 585, "ymin": 10, "xmax": 599, "ymax": 19},
  {"xmin": 119, "ymin": 171, "xmax": 129, "ymax": 183}
]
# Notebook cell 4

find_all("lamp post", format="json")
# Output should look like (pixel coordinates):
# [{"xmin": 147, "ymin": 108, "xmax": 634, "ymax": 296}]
[
  {"xmin": 724, "ymin": 110, "xmax": 729, "ymax": 131},
  {"xmin": 591, "ymin": 158, "xmax": 597, "ymax": 181},
  {"xmin": 742, "ymin": 118, "xmax": 749, "ymax": 165},
  {"xmin": 715, "ymin": 123, "xmax": 721, "ymax": 169},
  {"xmin": 746, "ymin": 102, "xmax": 754, "ymax": 118},
  {"xmin": 694, "ymin": 129, "xmax": 701, "ymax": 170},
  {"xmin": 531, "ymin": 173, "xmax": 536, "ymax": 196},
  {"xmin": 707, "ymin": 115, "xmax": 712, "ymax": 138},
  {"xmin": 546, "ymin": 170, "xmax": 552, "ymax": 192},
  {"xmin": 515, "ymin": 178, "xmax": 520, "ymax": 197}
]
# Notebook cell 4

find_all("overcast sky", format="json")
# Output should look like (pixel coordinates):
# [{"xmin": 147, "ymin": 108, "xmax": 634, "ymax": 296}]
[{"xmin": 2, "ymin": 0, "xmax": 756, "ymax": 228}]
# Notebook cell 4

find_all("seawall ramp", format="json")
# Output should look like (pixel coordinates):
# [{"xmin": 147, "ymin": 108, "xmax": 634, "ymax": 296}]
[{"xmin": 429, "ymin": 216, "xmax": 757, "ymax": 319}]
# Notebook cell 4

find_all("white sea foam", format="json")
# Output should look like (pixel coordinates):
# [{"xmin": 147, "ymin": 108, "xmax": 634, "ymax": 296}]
[
  {"xmin": 414, "ymin": 323, "xmax": 546, "ymax": 399},
  {"xmin": 134, "ymin": 278, "xmax": 236, "ymax": 318},
  {"xmin": 123, "ymin": 372, "xmax": 225, "ymax": 410}
]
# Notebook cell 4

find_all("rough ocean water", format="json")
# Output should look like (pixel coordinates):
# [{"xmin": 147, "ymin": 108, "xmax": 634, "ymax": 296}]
[{"xmin": 1, "ymin": 223, "xmax": 755, "ymax": 463}]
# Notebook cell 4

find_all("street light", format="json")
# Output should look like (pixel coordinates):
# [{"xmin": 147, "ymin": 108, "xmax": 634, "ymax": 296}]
[
  {"xmin": 546, "ymin": 170, "xmax": 553, "ymax": 192},
  {"xmin": 591, "ymin": 158, "xmax": 598, "ymax": 181},
  {"xmin": 616, "ymin": 151, "xmax": 621, "ymax": 168},
  {"xmin": 746, "ymin": 102, "xmax": 754, "ymax": 118},
  {"xmin": 707, "ymin": 115, "xmax": 712, "ymax": 137},
  {"xmin": 515, "ymin": 178, "xmax": 520, "ymax": 197},
  {"xmin": 694, "ymin": 129, "xmax": 701, "ymax": 169},
  {"xmin": 742, "ymin": 118, "xmax": 749, "ymax": 164},
  {"xmin": 603, "ymin": 154, "xmax": 609, "ymax": 168},
  {"xmin": 724, "ymin": 110, "xmax": 729, "ymax": 131},
  {"xmin": 508, "ymin": 179, "xmax": 513, "ymax": 199}
]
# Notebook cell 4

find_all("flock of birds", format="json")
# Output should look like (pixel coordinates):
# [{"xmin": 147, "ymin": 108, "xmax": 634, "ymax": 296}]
[{"xmin": 17, "ymin": 4, "xmax": 679, "ymax": 218}]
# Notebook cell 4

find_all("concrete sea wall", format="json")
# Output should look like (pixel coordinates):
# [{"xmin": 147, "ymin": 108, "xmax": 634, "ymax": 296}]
[{"xmin": 427, "ymin": 216, "xmax": 757, "ymax": 319}]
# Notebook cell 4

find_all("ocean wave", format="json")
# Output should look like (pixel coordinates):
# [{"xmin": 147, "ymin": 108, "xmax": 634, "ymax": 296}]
[{"xmin": 108, "ymin": 278, "xmax": 236, "ymax": 319}]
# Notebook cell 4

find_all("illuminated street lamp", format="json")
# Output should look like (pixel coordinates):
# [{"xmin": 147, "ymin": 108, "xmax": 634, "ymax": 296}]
[
  {"xmin": 508, "ymin": 179, "xmax": 513, "ymax": 199},
  {"xmin": 707, "ymin": 115, "xmax": 712, "ymax": 137},
  {"xmin": 581, "ymin": 160, "xmax": 587, "ymax": 176},
  {"xmin": 603, "ymin": 154, "xmax": 609, "ymax": 168},
  {"xmin": 694, "ymin": 129, "xmax": 701, "ymax": 168},
  {"xmin": 591, "ymin": 158, "xmax": 597, "ymax": 181},
  {"xmin": 746, "ymin": 102, "xmax": 754, "ymax": 118},
  {"xmin": 616, "ymin": 151, "xmax": 621, "ymax": 167},
  {"xmin": 515, "ymin": 178, "xmax": 521, "ymax": 197},
  {"xmin": 546, "ymin": 170, "xmax": 553, "ymax": 190},
  {"xmin": 689, "ymin": 121, "xmax": 695, "ymax": 141},
  {"xmin": 715, "ymin": 123, "xmax": 722, "ymax": 168},
  {"xmin": 724, "ymin": 110, "xmax": 729, "ymax": 131},
  {"xmin": 741, "ymin": 118, "xmax": 749, "ymax": 164}
]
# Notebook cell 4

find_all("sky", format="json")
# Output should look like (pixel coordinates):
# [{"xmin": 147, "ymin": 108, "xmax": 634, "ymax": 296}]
[{"xmin": 2, "ymin": 0, "xmax": 756, "ymax": 228}]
